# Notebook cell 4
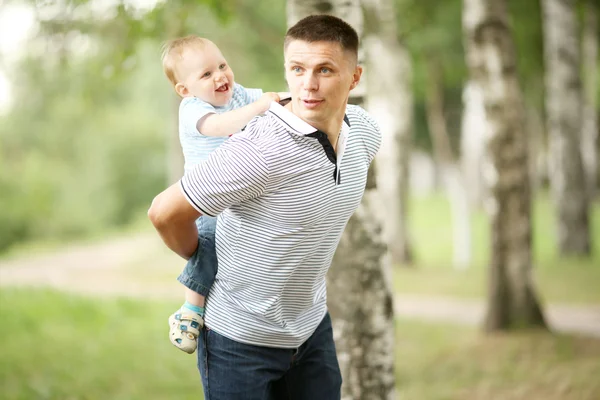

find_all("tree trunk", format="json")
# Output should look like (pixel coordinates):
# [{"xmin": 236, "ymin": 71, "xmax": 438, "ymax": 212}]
[
  {"xmin": 582, "ymin": 0, "xmax": 598, "ymax": 199},
  {"xmin": 541, "ymin": 0, "xmax": 591, "ymax": 255},
  {"xmin": 425, "ymin": 58, "xmax": 472, "ymax": 270},
  {"xmin": 463, "ymin": 0, "xmax": 547, "ymax": 331},
  {"xmin": 286, "ymin": 1, "xmax": 395, "ymax": 399},
  {"xmin": 362, "ymin": 0, "xmax": 413, "ymax": 266},
  {"xmin": 525, "ymin": 104, "xmax": 549, "ymax": 192},
  {"xmin": 460, "ymin": 80, "xmax": 490, "ymax": 209}
]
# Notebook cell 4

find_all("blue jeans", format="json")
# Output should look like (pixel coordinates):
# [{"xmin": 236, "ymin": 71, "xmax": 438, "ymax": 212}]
[
  {"xmin": 177, "ymin": 216, "xmax": 218, "ymax": 297},
  {"xmin": 197, "ymin": 312, "xmax": 342, "ymax": 400}
]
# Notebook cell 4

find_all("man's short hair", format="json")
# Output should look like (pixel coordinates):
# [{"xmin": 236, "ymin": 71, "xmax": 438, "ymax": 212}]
[
  {"xmin": 284, "ymin": 15, "xmax": 359, "ymax": 60},
  {"xmin": 161, "ymin": 35, "xmax": 210, "ymax": 86}
]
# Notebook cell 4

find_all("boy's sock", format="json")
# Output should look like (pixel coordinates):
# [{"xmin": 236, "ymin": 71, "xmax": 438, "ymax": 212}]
[{"xmin": 182, "ymin": 301, "xmax": 205, "ymax": 317}]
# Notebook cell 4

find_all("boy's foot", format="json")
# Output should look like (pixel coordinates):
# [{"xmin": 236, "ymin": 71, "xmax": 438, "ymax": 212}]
[{"xmin": 168, "ymin": 310, "xmax": 203, "ymax": 354}]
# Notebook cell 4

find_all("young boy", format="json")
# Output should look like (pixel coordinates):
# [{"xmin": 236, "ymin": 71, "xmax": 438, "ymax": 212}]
[{"xmin": 161, "ymin": 35, "xmax": 284, "ymax": 354}]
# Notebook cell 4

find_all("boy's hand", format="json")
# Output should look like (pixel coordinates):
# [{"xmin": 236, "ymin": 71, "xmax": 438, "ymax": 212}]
[
  {"xmin": 258, "ymin": 92, "xmax": 281, "ymax": 113},
  {"xmin": 277, "ymin": 92, "xmax": 291, "ymax": 100}
]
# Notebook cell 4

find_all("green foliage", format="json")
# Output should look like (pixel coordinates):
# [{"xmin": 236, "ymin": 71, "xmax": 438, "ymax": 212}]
[
  {"xmin": 0, "ymin": 0, "xmax": 594, "ymax": 252},
  {"xmin": 0, "ymin": 0, "xmax": 286, "ymax": 252},
  {"xmin": 0, "ymin": 42, "xmax": 169, "ymax": 251}
]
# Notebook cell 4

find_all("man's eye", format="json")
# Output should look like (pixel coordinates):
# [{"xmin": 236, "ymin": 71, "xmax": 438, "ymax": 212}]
[
  {"xmin": 320, "ymin": 67, "xmax": 331, "ymax": 73},
  {"xmin": 292, "ymin": 66, "xmax": 302, "ymax": 73}
]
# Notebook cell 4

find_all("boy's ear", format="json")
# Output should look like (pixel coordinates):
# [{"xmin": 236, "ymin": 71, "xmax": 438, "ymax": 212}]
[{"xmin": 175, "ymin": 83, "xmax": 188, "ymax": 97}]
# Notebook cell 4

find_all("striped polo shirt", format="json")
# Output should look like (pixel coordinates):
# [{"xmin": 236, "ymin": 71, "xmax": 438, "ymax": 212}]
[{"xmin": 180, "ymin": 101, "xmax": 381, "ymax": 348}]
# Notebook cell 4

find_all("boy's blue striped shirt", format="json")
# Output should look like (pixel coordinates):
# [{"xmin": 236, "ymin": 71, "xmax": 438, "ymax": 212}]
[{"xmin": 179, "ymin": 83, "xmax": 263, "ymax": 174}]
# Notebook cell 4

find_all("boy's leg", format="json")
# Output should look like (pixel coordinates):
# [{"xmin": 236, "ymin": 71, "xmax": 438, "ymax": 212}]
[
  {"xmin": 177, "ymin": 216, "xmax": 218, "ymax": 297},
  {"xmin": 280, "ymin": 312, "xmax": 342, "ymax": 400},
  {"xmin": 197, "ymin": 327, "xmax": 291, "ymax": 400},
  {"xmin": 170, "ymin": 216, "xmax": 219, "ymax": 354}
]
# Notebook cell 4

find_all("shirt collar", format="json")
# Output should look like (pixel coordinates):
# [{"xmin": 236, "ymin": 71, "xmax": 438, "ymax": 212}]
[{"xmin": 267, "ymin": 101, "xmax": 351, "ymax": 136}]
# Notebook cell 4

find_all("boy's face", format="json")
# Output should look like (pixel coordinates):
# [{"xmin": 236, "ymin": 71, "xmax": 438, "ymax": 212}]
[
  {"xmin": 284, "ymin": 40, "xmax": 361, "ymax": 133},
  {"xmin": 175, "ymin": 42, "xmax": 235, "ymax": 107}
]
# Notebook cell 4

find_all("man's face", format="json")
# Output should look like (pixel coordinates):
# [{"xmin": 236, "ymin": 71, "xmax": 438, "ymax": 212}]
[
  {"xmin": 176, "ymin": 42, "xmax": 235, "ymax": 107},
  {"xmin": 284, "ymin": 40, "xmax": 361, "ymax": 132}
]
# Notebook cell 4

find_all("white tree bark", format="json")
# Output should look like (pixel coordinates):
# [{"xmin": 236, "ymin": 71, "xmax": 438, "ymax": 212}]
[
  {"xmin": 362, "ymin": 0, "xmax": 413, "ymax": 265},
  {"xmin": 460, "ymin": 80, "xmax": 490, "ymax": 209},
  {"xmin": 463, "ymin": 0, "xmax": 547, "ymax": 331},
  {"xmin": 581, "ymin": 0, "xmax": 598, "ymax": 199},
  {"xmin": 542, "ymin": 0, "xmax": 591, "ymax": 255},
  {"xmin": 286, "ymin": 2, "xmax": 395, "ymax": 399}
]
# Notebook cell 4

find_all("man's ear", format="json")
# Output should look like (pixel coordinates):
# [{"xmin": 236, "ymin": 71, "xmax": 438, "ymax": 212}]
[
  {"xmin": 350, "ymin": 65, "xmax": 363, "ymax": 90},
  {"xmin": 175, "ymin": 83, "xmax": 188, "ymax": 97}
]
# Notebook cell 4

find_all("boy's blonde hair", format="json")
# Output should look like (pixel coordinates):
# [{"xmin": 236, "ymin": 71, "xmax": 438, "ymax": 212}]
[{"xmin": 161, "ymin": 35, "xmax": 210, "ymax": 86}]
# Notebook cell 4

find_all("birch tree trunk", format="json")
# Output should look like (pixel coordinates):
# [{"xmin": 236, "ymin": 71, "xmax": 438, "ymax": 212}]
[
  {"xmin": 463, "ymin": 0, "xmax": 547, "ymax": 331},
  {"xmin": 286, "ymin": 1, "xmax": 395, "ymax": 399},
  {"xmin": 425, "ymin": 58, "xmax": 472, "ymax": 270},
  {"xmin": 582, "ymin": 0, "xmax": 598, "ymax": 199},
  {"xmin": 460, "ymin": 80, "xmax": 490, "ymax": 209},
  {"xmin": 542, "ymin": 0, "xmax": 591, "ymax": 255},
  {"xmin": 362, "ymin": 0, "xmax": 413, "ymax": 266}
]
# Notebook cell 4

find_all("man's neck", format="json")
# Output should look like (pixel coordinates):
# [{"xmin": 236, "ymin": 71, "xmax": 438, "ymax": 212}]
[{"xmin": 284, "ymin": 102, "xmax": 345, "ymax": 148}]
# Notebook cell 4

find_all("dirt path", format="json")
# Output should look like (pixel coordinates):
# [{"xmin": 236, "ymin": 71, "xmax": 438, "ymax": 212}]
[{"xmin": 1, "ymin": 233, "xmax": 599, "ymax": 337}]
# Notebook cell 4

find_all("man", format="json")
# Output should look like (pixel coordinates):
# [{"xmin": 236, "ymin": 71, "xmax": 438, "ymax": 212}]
[{"xmin": 148, "ymin": 14, "xmax": 381, "ymax": 400}]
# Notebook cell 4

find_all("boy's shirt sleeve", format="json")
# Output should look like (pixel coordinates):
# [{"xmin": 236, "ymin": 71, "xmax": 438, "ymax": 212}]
[
  {"xmin": 235, "ymin": 83, "xmax": 263, "ymax": 105},
  {"xmin": 179, "ymin": 97, "xmax": 217, "ymax": 136}
]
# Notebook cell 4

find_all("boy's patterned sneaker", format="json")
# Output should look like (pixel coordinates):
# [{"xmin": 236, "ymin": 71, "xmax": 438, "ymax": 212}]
[{"xmin": 168, "ymin": 311, "xmax": 203, "ymax": 354}]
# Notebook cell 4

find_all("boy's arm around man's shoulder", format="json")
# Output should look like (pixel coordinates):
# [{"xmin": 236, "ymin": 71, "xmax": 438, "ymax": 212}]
[{"xmin": 198, "ymin": 92, "xmax": 280, "ymax": 137}]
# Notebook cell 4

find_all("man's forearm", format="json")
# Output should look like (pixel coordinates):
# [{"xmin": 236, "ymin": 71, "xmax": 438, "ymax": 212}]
[
  {"xmin": 148, "ymin": 183, "xmax": 202, "ymax": 260},
  {"xmin": 155, "ymin": 218, "xmax": 198, "ymax": 260}
]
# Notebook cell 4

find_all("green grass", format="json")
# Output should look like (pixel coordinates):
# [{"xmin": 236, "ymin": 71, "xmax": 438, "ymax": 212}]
[
  {"xmin": 0, "ymin": 289, "xmax": 200, "ymax": 400},
  {"xmin": 395, "ymin": 194, "xmax": 600, "ymax": 304},
  {"xmin": 396, "ymin": 320, "xmax": 600, "ymax": 399},
  {"xmin": 1, "ymin": 289, "xmax": 599, "ymax": 400}
]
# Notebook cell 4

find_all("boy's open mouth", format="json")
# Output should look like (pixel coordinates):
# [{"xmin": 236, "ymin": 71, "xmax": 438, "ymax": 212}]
[{"xmin": 216, "ymin": 83, "xmax": 229, "ymax": 92}]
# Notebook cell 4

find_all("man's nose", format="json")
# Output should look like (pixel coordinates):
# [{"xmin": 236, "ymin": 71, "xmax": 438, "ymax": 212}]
[{"xmin": 302, "ymin": 73, "xmax": 318, "ymax": 91}]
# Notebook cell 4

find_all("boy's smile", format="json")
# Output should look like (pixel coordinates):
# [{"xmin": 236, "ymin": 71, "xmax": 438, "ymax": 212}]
[{"xmin": 175, "ymin": 41, "xmax": 235, "ymax": 107}]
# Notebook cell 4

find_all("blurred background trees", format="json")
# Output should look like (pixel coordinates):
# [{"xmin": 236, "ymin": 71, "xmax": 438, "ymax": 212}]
[
  {"xmin": 1, "ymin": 0, "xmax": 596, "ymax": 257},
  {"xmin": 0, "ymin": 0, "xmax": 598, "ymax": 397}
]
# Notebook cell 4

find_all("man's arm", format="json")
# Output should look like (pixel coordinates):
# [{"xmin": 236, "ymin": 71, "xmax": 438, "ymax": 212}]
[
  {"xmin": 198, "ymin": 92, "xmax": 280, "ymax": 137},
  {"xmin": 148, "ymin": 182, "xmax": 201, "ymax": 260}
]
